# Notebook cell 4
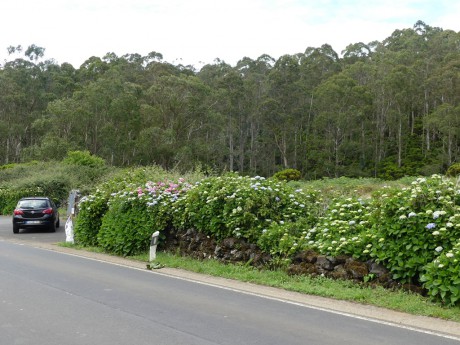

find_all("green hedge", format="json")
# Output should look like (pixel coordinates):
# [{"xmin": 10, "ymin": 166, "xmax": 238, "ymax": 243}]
[
  {"xmin": 74, "ymin": 172, "xmax": 460, "ymax": 306},
  {"xmin": 172, "ymin": 174, "xmax": 319, "ymax": 243},
  {"xmin": 0, "ymin": 178, "xmax": 70, "ymax": 214},
  {"xmin": 98, "ymin": 196, "xmax": 154, "ymax": 256}
]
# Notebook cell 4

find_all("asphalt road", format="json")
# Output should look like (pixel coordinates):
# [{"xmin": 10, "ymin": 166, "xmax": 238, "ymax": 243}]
[
  {"xmin": 0, "ymin": 216, "xmax": 459, "ymax": 344},
  {"xmin": 1, "ymin": 213, "xmax": 67, "ymax": 243}
]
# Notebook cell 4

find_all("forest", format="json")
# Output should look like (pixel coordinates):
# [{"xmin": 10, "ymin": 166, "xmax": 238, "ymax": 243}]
[{"xmin": 1, "ymin": 21, "xmax": 459, "ymax": 179}]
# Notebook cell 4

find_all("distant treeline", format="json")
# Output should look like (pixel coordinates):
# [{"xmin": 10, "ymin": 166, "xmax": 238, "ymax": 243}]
[{"xmin": 1, "ymin": 21, "xmax": 459, "ymax": 179}]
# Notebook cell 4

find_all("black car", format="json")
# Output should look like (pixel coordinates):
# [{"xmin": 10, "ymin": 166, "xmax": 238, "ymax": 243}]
[{"xmin": 12, "ymin": 197, "xmax": 60, "ymax": 233}]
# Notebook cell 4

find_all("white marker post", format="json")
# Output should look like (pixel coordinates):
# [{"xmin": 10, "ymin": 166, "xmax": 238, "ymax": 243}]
[
  {"xmin": 149, "ymin": 231, "xmax": 160, "ymax": 261},
  {"xmin": 65, "ymin": 216, "xmax": 74, "ymax": 244}
]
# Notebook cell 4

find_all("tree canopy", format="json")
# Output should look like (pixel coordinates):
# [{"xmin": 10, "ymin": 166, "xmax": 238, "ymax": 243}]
[{"xmin": 1, "ymin": 21, "xmax": 459, "ymax": 179}]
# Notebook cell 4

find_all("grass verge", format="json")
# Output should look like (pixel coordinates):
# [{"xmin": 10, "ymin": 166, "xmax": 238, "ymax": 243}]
[
  {"xmin": 58, "ymin": 243, "xmax": 460, "ymax": 323},
  {"xmin": 151, "ymin": 252, "xmax": 460, "ymax": 322}
]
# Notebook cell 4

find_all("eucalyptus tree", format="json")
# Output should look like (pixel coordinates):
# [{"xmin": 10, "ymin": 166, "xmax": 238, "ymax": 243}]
[
  {"xmin": 341, "ymin": 42, "xmax": 372, "ymax": 65},
  {"xmin": 197, "ymin": 60, "xmax": 244, "ymax": 172},
  {"xmin": 77, "ymin": 56, "xmax": 109, "ymax": 83},
  {"xmin": 340, "ymin": 62, "xmax": 375, "ymax": 173},
  {"xmin": 0, "ymin": 45, "xmax": 53, "ymax": 163},
  {"xmin": 279, "ymin": 44, "xmax": 342, "ymax": 177},
  {"xmin": 425, "ymin": 104, "xmax": 460, "ymax": 166},
  {"xmin": 42, "ymin": 62, "xmax": 78, "ymax": 100},
  {"xmin": 262, "ymin": 54, "xmax": 305, "ymax": 172},
  {"xmin": 312, "ymin": 72, "xmax": 372, "ymax": 177},
  {"xmin": 366, "ymin": 24, "xmax": 435, "ymax": 177},
  {"xmin": 0, "ymin": 70, "xmax": 24, "ymax": 163},
  {"xmin": 424, "ymin": 47, "xmax": 460, "ymax": 166},
  {"xmin": 139, "ymin": 73, "xmax": 214, "ymax": 170},
  {"xmin": 235, "ymin": 54, "xmax": 274, "ymax": 174},
  {"xmin": 40, "ymin": 66, "xmax": 144, "ymax": 165},
  {"xmin": 299, "ymin": 44, "xmax": 342, "ymax": 87}
]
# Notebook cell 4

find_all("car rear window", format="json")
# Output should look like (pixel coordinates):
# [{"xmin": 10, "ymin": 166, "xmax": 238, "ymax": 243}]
[{"xmin": 18, "ymin": 199, "xmax": 49, "ymax": 209}]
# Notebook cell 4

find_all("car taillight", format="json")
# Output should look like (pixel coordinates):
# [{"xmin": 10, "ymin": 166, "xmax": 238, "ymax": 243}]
[
  {"xmin": 42, "ymin": 208, "xmax": 54, "ymax": 215},
  {"xmin": 14, "ymin": 209, "xmax": 24, "ymax": 215}
]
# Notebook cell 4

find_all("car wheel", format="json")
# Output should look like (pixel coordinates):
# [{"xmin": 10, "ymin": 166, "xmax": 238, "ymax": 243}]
[
  {"xmin": 56, "ymin": 218, "xmax": 60, "ymax": 228},
  {"xmin": 13, "ymin": 225, "xmax": 19, "ymax": 234},
  {"xmin": 49, "ymin": 223, "xmax": 56, "ymax": 233}
]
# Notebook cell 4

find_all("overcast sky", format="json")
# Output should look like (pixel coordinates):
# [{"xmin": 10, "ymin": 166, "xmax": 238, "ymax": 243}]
[{"xmin": 1, "ymin": 0, "xmax": 459, "ymax": 68}]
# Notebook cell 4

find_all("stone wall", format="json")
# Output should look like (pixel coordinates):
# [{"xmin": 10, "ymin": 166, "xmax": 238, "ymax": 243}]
[{"xmin": 162, "ymin": 228, "xmax": 424, "ymax": 294}]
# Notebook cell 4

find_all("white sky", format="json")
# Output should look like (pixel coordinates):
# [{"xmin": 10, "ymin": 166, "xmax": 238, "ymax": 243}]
[{"xmin": 1, "ymin": 0, "xmax": 459, "ymax": 68}]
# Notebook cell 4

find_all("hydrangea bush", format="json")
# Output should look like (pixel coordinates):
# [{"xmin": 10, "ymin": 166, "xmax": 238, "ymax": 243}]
[
  {"xmin": 172, "ymin": 174, "xmax": 320, "ymax": 244},
  {"xmin": 369, "ymin": 176, "xmax": 460, "ymax": 285},
  {"xmin": 74, "ymin": 165, "xmax": 195, "ymax": 247},
  {"xmin": 305, "ymin": 197, "xmax": 374, "ymax": 259},
  {"xmin": 75, "ymin": 171, "xmax": 460, "ymax": 306},
  {"xmin": 75, "ymin": 187, "xmax": 111, "ymax": 246},
  {"xmin": 421, "ymin": 239, "xmax": 460, "ymax": 306},
  {"xmin": 257, "ymin": 217, "xmax": 313, "ymax": 259},
  {"xmin": 87, "ymin": 179, "xmax": 191, "ymax": 256}
]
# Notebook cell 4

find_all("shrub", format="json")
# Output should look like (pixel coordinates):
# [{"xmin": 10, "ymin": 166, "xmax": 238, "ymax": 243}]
[
  {"xmin": 369, "ymin": 175, "xmax": 460, "ymax": 284},
  {"xmin": 23, "ymin": 177, "xmax": 69, "ymax": 204},
  {"xmin": 73, "ymin": 167, "xmax": 194, "ymax": 251},
  {"xmin": 74, "ymin": 188, "xmax": 111, "ymax": 246},
  {"xmin": 98, "ymin": 196, "xmax": 154, "ymax": 256},
  {"xmin": 305, "ymin": 196, "xmax": 374, "ymax": 259},
  {"xmin": 0, "ymin": 163, "xmax": 16, "ymax": 170},
  {"xmin": 273, "ymin": 169, "xmax": 301, "ymax": 181},
  {"xmin": 63, "ymin": 150, "xmax": 106, "ymax": 168},
  {"xmin": 97, "ymin": 179, "xmax": 192, "ymax": 256},
  {"xmin": 421, "ymin": 239, "xmax": 460, "ymax": 306},
  {"xmin": 173, "ymin": 174, "xmax": 319, "ymax": 244},
  {"xmin": 298, "ymin": 174, "xmax": 460, "ymax": 305},
  {"xmin": 69, "ymin": 168, "xmax": 460, "ymax": 306},
  {"xmin": 0, "ymin": 187, "xmax": 39, "ymax": 214},
  {"xmin": 0, "ymin": 175, "xmax": 70, "ymax": 214},
  {"xmin": 446, "ymin": 163, "xmax": 460, "ymax": 177},
  {"xmin": 73, "ymin": 167, "xmax": 169, "ymax": 246},
  {"xmin": 257, "ymin": 217, "xmax": 312, "ymax": 259}
]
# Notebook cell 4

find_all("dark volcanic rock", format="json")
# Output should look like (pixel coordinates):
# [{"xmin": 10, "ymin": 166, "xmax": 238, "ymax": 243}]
[
  {"xmin": 162, "ymin": 230, "xmax": 423, "ymax": 295},
  {"xmin": 344, "ymin": 260, "xmax": 369, "ymax": 280}
]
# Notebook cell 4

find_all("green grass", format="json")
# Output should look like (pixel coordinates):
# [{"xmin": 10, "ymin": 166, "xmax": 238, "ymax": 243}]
[
  {"xmin": 291, "ymin": 176, "xmax": 414, "ymax": 201},
  {"xmin": 86, "ymin": 248, "xmax": 460, "ymax": 323}
]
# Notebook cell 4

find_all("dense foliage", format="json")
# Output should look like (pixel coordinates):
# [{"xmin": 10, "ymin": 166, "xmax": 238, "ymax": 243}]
[
  {"xmin": 2, "ymin": 22, "xmax": 460, "ymax": 178},
  {"xmin": 307, "ymin": 175, "xmax": 460, "ymax": 305},
  {"xmin": 63, "ymin": 150, "xmax": 106, "ymax": 168},
  {"xmin": 74, "ymin": 165, "xmax": 204, "ymax": 247},
  {"xmin": 97, "ymin": 179, "xmax": 192, "ymax": 255},
  {"xmin": 273, "ymin": 169, "xmax": 302, "ymax": 181},
  {"xmin": 172, "ymin": 175, "xmax": 319, "ymax": 243},
  {"xmin": 0, "ymin": 160, "xmax": 107, "ymax": 214},
  {"xmin": 75, "ymin": 174, "xmax": 319, "ymax": 254},
  {"xmin": 446, "ymin": 163, "xmax": 460, "ymax": 177},
  {"xmin": 74, "ymin": 173, "xmax": 460, "ymax": 306}
]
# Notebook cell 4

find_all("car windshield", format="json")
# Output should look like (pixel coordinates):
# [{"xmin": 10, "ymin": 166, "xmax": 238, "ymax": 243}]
[{"xmin": 18, "ymin": 200, "xmax": 48, "ymax": 209}]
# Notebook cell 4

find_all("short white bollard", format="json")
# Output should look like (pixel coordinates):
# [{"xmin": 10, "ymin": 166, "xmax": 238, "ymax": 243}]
[
  {"xmin": 149, "ymin": 231, "xmax": 160, "ymax": 261},
  {"xmin": 65, "ymin": 216, "xmax": 74, "ymax": 244}
]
